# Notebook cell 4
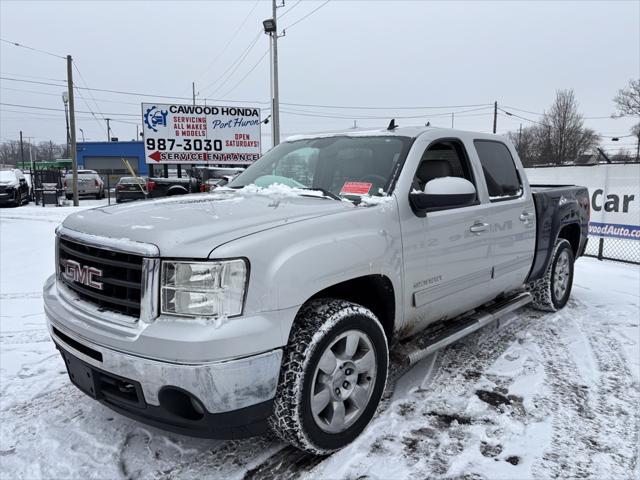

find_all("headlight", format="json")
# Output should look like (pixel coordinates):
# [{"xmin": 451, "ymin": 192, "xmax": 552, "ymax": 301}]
[{"xmin": 161, "ymin": 259, "xmax": 247, "ymax": 317}]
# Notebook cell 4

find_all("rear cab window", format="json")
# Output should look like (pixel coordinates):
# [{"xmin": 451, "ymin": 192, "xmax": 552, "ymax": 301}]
[{"xmin": 473, "ymin": 140, "xmax": 523, "ymax": 202}]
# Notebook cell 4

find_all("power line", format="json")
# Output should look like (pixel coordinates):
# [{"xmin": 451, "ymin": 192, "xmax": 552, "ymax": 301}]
[
  {"xmin": 275, "ymin": 102, "xmax": 494, "ymax": 110},
  {"xmin": 220, "ymin": 49, "xmax": 269, "ymax": 98},
  {"xmin": 191, "ymin": 0, "xmax": 261, "ymax": 90},
  {"xmin": 0, "ymin": 38, "xmax": 65, "ymax": 59},
  {"xmin": 279, "ymin": 0, "xmax": 303, "ymax": 19},
  {"xmin": 0, "ymin": 86, "xmax": 139, "ymax": 105},
  {"xmin": 72, "ymin": 62, "xmax": 109, "ymax": 135},
  {"xmin": 282, "ymin": 0, "xmax": 331, "ymax": 31},
  {"xmin": 0, "ymin": 75, "xmax": 269, "ymax": 104},
  {"xmin": 1, "ymin": 75, "xmax": 498, "ymax": 111},
  {"xmin": 0, "ymin": 71, "xmax": 67, "ymax": 83},
  {"xmin": 280, "ymin": 106, "xmax": 494, "ymax": 120},
  {"xmin": 0, "ymin": 102, "xmax": 139, "ymax": 117},
  {"xmin": 502, "ymin": 104, "xmax": 618, "ymax": 120},
  {"xmin": 203, "ymin": 31, "xmax": 263, "ymax": 97}
]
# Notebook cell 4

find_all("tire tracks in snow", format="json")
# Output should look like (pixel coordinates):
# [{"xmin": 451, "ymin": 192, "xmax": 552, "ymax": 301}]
[
  {"xmin": 531, "ymin": 299, "xmax": 639, "ymax": 479},
  {"xmin": 241, "ymin": 312, "xmax": 537, "ymax": 480}
]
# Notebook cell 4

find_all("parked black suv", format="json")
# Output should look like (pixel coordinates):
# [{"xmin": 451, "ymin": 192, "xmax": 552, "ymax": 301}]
[{"xmin": 0, "ymin": 169, "xmax": 30, "ymax": 207}]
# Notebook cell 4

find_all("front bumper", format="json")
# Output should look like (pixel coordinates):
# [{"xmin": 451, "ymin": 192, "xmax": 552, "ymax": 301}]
[
  {"xmin": 45, "ymin": 273, "xmax": 285, "ymax": 438},
  {"xmin": 55, "ymin": 343, "xmax": 276, "ymax": 438},
  {"xmin": 0, "ymin": 189, "xmax": 16, "ymax": 203}
]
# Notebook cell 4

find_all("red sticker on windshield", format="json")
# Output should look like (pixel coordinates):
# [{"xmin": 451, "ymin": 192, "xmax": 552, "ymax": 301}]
[{"xmin": 340, "ymin": 182, "xmax": 372, "ymax": 195}]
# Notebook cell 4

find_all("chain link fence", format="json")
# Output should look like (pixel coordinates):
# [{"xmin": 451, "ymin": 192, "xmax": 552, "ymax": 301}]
[{"xmin": 584, "ymin": 236, "xmax": 640, "ymax": 264}]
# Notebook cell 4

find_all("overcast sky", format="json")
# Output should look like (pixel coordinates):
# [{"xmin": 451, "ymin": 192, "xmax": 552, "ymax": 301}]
[{"xmin": 1, "ymin": 0, "xmax": 638, "ymax": 154}]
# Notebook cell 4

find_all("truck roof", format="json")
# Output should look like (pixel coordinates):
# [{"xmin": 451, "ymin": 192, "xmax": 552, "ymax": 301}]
[{"xmin": 285, "ymin": 125, "xmax": 501, "ymax": 142}]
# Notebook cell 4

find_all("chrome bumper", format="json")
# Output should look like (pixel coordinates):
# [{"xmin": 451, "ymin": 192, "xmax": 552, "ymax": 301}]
[{"xmin": 49, "ymin": 321, "xmax": 282, "ymax": 414}]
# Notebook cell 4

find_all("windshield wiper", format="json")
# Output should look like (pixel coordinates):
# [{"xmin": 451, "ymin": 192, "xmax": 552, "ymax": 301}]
[{"xmin": 301, "ymin": 188, "xmax": 344, "ymax": 201}]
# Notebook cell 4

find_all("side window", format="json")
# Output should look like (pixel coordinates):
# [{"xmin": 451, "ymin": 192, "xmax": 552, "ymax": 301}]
[
  {"xmin": 412, "ymin": 139, "xmax": 476, "ymax": 193},
  {"xmin": 473, "ymin": 140, "xmax": 522, "ymax": 201}
]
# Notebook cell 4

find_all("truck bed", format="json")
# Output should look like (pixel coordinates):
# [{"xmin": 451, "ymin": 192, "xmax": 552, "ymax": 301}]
[{"xmin": 527, "ymin": 184, "xmax": 590, "ymax": 281}]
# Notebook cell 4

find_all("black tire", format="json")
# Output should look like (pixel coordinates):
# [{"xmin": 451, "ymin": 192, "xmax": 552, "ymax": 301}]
[
  {"xmin": 527, "ymin": 238, "xmax": 575, "ymax": 311},
  {"xmin": 268, "ymin": 299, "xmax": 388, "ymax": 455},
  {"xmin": 12, "ymin": 190, "xmax": 20, "ymax": 207},
  {"xmin": 66, "ymin": 194, "xmax": 72, "ymax": 200}
]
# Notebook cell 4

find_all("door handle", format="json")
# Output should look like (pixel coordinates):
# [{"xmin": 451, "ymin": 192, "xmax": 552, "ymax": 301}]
[
  {"xmin": 519, "ymin": 211, "xmax": 532, "ymax": 222},
  {"xmin": 469, "ymin": 222, "xmax": 489, "ymax": 234}
]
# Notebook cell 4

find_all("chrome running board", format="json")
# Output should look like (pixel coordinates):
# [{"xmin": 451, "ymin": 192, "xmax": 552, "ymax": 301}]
[{"xmin": 395, "ymin": 292, "xmax": 532, "ymax": 366}]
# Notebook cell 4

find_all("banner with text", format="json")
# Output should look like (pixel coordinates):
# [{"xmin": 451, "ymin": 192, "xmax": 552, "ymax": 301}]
[
  {"xmin": 142, "ymin": 103, "xmax": 261, "ymax": 165},
  {"xmin": 525, "ymin": 163, "xmax": 640, "ymax": 240}
]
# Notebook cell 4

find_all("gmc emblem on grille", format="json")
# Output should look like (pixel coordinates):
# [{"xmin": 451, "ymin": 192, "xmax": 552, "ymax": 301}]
[{"xmin": 62, "ymin": 259, "xmax": 104, "ymax": 290}]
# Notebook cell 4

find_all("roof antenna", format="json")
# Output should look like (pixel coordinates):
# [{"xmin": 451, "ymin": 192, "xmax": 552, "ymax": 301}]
[
  {"xmin": 426, "ymin": 121, "xmax": 431, "ymax": 126},
  {"xmin": 387, "ymin": 118, "xmax": 397, "ymax": 130}
]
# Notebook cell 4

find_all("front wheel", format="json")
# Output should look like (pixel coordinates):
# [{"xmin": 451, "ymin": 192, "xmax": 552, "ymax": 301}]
[
  {"xmin": 527, "ymin": 238, "xmax": 575, "ymax": 311},
  {"xmin": 269, "ymin": 299, "xmax": 388, "ymax": 455}
]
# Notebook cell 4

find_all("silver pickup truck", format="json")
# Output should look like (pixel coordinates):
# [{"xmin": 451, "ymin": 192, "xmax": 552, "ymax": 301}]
[{"xmin": 44, "ymin": 126, "xmax": 589, "ymax": 454}]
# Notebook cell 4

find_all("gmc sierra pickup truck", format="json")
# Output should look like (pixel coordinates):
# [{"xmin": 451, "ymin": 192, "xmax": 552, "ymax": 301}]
[{"xmin": 44, "ymin": 126, "xmax": 589, "ymax": 455}]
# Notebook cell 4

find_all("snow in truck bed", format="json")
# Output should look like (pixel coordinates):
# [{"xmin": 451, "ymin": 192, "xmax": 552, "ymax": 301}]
[{"xmin": 1, "ymin": 200, "xmax": 638, "ymax": 479}]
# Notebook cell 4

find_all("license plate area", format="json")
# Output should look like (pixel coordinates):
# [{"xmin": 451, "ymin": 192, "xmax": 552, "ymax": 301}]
[
  {"xmin": 60, "ymin": 349, "xmax": 146, "ymax": 408},
  {"xmin": 62, "ymin": 351, "xmax": 98, "ymax": 398}
]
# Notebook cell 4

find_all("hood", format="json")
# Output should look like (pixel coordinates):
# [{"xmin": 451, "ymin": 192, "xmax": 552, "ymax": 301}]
[{"xmin": 62, "ymin": 190, "xmax": 355, "ymax": 258}]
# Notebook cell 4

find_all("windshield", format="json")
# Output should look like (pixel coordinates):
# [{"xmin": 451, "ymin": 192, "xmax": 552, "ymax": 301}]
[
  {"xmin": 0, "ymin": 171, "xmax": 17, "ymax": 182},
  {"xmin": 230, "ymin": 136, "xmax": 411, "ymax": 198}
]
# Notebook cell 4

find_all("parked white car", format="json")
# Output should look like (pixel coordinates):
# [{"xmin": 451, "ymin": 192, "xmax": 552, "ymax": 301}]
[{"xmin": 64, "ymin": 170, "xmax": 104, "ymax": 199}]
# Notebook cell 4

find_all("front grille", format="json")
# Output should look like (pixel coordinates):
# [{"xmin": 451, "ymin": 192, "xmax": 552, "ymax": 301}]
[{"xmin": 58, "ymin": 238, "xmax": 143, "ymax": 317}]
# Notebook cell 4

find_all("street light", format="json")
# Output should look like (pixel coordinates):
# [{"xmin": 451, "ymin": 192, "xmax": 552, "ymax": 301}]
[
  {"xmin": 62, "ymin": 91, "xmax": 70, "ymax": 157},
  {"xmin": 263, "ymin": 18, "xmax": 276, "ymax": 33},
  {"xmin": 79, "ymin": 128, "xmax": 85, "ymax": 142}
]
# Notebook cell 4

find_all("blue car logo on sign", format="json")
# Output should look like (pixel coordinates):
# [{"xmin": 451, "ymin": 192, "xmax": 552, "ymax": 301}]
[{"xmin": 144, "ymin": 106, "xmax": 168, "ymax": 132}]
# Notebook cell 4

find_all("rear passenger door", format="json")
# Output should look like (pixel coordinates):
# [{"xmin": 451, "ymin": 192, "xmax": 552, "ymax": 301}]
[{"xmin": 473, "ymin": 140, "xmax": 536, "ymax": 294}]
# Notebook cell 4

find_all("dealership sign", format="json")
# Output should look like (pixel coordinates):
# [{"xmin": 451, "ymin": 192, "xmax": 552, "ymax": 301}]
[
  {"xmin": 526, "ymin": 163, "xmax": 640, "ymax": 241},
  {"xmin": 141, "ymin": 103, "xmax": 261, "ymax": 165}
]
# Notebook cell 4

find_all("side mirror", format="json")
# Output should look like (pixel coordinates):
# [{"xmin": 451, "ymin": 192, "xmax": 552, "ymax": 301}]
[{"xmin": 409, "ymin": 177, "xmax": 476, "ymax": 216}]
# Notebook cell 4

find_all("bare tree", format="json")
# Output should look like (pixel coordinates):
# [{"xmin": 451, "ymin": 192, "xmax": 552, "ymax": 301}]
[
  {"xmin": 631, "ymin": 122, "xmax": 640, "ymax": 161},
  {"xmin": 0, "ymin": 139, "xmax": 66, "ymax": 166},
  {"xmin": 508, "ymin": 89, "xmax": 599, "ymax": 166},
  {"xmin": 539, "ymin": 89, "xmax": 599, "ymax": 165},
  {"xmin": 613, "ymin": 79, "xmax": 640, "ymax": 117},
  {"xmin": 508, "ymin": 127, "xmax": 539, "ymax": 167}
]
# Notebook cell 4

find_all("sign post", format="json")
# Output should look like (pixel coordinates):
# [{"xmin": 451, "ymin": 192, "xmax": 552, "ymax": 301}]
[{"xmin": 141, "ymin": 103, "xmax": 262, "ymax": 166}]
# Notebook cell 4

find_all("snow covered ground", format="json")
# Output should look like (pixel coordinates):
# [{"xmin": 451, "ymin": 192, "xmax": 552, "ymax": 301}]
[{"xmin": 1, "ymin": 201, "xmax": 638, "ymax": 479}]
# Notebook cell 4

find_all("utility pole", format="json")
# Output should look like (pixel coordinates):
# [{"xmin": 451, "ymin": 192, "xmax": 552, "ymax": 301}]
[
  {"xmin": 451, "ymin": 112, "xmax": 454, "ymax": 128},
  {"xmin": 67, "ymin": 54, "xmax": 79, "ymax": 206},
  {"xmin": 492, "ymin": 101, "xmax": 497, "ymax": 134},
  {"xmin": 62, "ymin": 91, "xmax": 70, "ymax": 157},
  {"xmin": 518, "ymin": 123, "xmax": 522, "ymax": 145},
  {"xmin": 263, "ymin": 0, "xmax": 282, "ymax": 147},
  {"xmin": 19, "ymin": 131, "xmax": 24, "ymax": 169},
  {"xmin": 192, "ymin": 82, "xmax": 196, "ymax": 106},
  {"xmin": 105, "ymin": 118, "xmax": 111, "ymax": 142}
]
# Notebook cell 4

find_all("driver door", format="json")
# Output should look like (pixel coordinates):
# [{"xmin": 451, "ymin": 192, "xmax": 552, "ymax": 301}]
[{"xmin": 401, "ymin": 138, "xmax": 495, "ymax": 334}]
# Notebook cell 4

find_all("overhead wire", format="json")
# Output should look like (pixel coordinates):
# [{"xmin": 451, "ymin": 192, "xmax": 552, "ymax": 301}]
[
  {"xmin": 190, "ymin": 0, "xmax": 261, "ymax": 92},
  {"xmin": 204, "ymin": 31, "xmax": 264, "ymax": 97},
  {"xmin": 279, "ymin": 0, "xmax": 303, "ymax": 19},
  {"xmin": 282, "ymin": 0, "xmax": 331, "ymax": 31},
  {"xmin": 220, "ymin": 49, "xmax": 269, "ymax": 99},
  {"xmin": 0, "ymin": 38, "xmax": 66, "ymax": 59}
]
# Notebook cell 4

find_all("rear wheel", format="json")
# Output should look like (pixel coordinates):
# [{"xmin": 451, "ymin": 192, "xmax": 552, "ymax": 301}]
[
  {"xmin": 527, "ymin": 238, "xmax": 575, "ymax": 311},
  {"xmin": 269, "ymin": 299, "xmax": 388, "ymax": 455}
]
